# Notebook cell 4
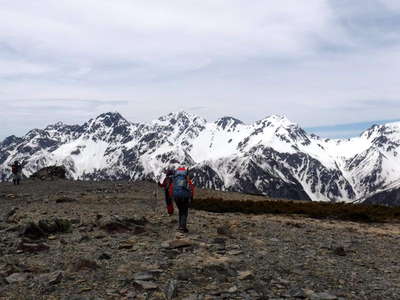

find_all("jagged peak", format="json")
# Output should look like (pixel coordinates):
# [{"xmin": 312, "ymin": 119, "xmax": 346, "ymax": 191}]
[
  {"xmin": 91, "ymin": 111, "xmax": 129, "ymax": 127},
  {"xmin": 155, "ymin": 111, "xmax": 206, "ymax": 125},
  {"xmin": 255, "ymin": 114, "xmax": 296, "ymax": 128},
  {"xmin": 215, "ymin": 116, "xmax": 244, "ymax": 130},
  {"xmin": 0, "ymin": 135, "xmax": 23, "ymax": 146},
  {"xmin": 44, "ymin": 121, "xmax": 67, "ymax": 130}
]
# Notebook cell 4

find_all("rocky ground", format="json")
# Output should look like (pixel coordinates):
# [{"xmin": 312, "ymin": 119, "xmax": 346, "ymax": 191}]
[{"xmin": 0, "ymin": 179, "xmax": 400, "ymax": 300}]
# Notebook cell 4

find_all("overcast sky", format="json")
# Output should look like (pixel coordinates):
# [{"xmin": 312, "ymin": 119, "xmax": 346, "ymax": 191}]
[{"xmin": 1, "ymin": 0, "xmax": 400, "ymax": 140}]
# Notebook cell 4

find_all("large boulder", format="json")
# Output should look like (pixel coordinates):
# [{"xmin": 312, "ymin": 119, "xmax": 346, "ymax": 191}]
[{"xmin": 30, "ymin": 166, "xmax": 67, "ymax": 180}]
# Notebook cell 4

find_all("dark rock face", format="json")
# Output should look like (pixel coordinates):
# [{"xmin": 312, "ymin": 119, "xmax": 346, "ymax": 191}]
[
  {"xmin": 190, "ymin": 165, "xmax": 225, "ymax": 190},
  {"xmin": 215, "ymin": 117, "xmax": 244, "ymax": 131},
  {"xmin": 364, "ymin": 188, "xmax": 400, "ymax": 206},
  {"xmin": 30, "ymin": 166, "xmax": 67, "ymax": 180}
]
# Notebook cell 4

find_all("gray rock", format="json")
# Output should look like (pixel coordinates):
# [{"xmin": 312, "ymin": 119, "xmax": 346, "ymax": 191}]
[
  {"xmin": 164, "ymin": 279, "xmax": 178, "ymax": 299},
  {"xmin": 6, "ymin": 272, "xmax": 28, "ymax": 284},
  {"xmin": 310, "ymin": 292, "xmax": 338, "ymax": 300},
  {"xmin": 333, "ymin": 246, "xmax": 346, "ymax": 256},
  {"xmin": 133, "ymin": 271, "xmax": 154, "ymax": 281},
  {"xmin": 135, "ymin": 280, "xmax": 158, "ymax": 290},
  {"xmin": 98, "ymin": 253, "xmax": 111, "ymax": 260},
  {"xmin": 48, "ymin": 270, "xmax": 63, "ymax": 285}
]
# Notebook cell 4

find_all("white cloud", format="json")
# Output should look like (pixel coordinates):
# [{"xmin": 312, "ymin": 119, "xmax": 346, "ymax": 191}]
[{"xmin": 0, "ymin": 1, "xmax": 399, "ymax": 139}]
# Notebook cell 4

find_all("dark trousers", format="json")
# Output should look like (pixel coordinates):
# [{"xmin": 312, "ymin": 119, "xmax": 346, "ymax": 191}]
[
  {"xmin": 164, "ymin": 191, "xmax": 174, "ymax": 215},
  {"xmin": 174, "ymin": 197, "xmax": 189, "ymax": 229}
]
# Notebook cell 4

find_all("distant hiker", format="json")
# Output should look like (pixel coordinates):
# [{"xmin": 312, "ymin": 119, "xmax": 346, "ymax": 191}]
[
  {"xmin": 158, "ymin": 169, "xmax": 175, "ymax": 215},
  {"xmin": 172, "ymin": 167, "xmax": 194, "ymax": 233},
  {"xmin": 11, "ymin": 161, "xmax": 22, "ymax": 185}
]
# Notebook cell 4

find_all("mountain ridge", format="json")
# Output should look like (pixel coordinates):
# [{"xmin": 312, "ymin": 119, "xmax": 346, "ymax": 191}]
[{"xmin": 1, "ymin": 111, "xmax": 400, "ymax": 204}]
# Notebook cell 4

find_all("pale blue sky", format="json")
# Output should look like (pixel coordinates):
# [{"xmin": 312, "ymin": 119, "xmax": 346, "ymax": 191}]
[{"xmin": 1, "ymin": 0, "xmax": 400, "ymax": 140}]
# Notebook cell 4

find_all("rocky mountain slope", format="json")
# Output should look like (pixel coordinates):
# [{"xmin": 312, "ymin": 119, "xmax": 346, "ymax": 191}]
[
  {"xmin": 1, "ymin": 180, "xmax": 400, "ymax": 300},
  {"xmin": 1, "ymin": 111, "xmax": 400, "ymax": 204}
]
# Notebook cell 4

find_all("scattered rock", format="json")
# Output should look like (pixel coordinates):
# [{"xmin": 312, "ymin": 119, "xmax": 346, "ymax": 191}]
[
  {"xmin": 48, "ymin": 270, "xmax": 63, "ymax": 285},
  {"xmin": 4, "ymin": 207, "xmax": 18, "ymax": 223},
  {"xmin": 333, "ymin": 246, "xmax": 346, "ymax": 256},
  {"xmin": 22, "ymin": 219, "xmax": 72, "ymax": 239},
  {"xmin": 227, "ymin": 250, "xmax": 243, "ymax": 256},
  {"xmin": 310, "ymin": 292, "xmax": 338, "ymax": 300},
  {"xmin": 98, "ymin": 253, "xmax": 111, "ymax": 260},
  {"xmin": 55, "ymin": 196, "xmax": 77, "ymax": 203},
  {"xmin": 228, "ymin": 286, "xmax": 238, "ymax": 293},
  {"xmin": 164, "ymin": 279, "xmax": 178, "ymax": 299},
  {"xmin": 5, "ymin": 273, "xmax": 29, "ymax": 284},
  {"xmin": 18, "ymin": 241, "xmax": 50, "ymax": 253},
  {"xmin": 97, "ymin": 215, "xmax": 146, "ymax": 234},
  {"xmin": 78, "ymin": 235, "xmax": 90, "ymax": 243},
  {"xmin": 238, "ymin": 270, "xmax": 254, "ymax": 280},
  {"xmin": 21, "ymin": 222, "xmax": 46, "ymax": 240},
  {"xmin": 71, "ymin": 258, "xmax": 99, "ymax": 272},
  {"xmin": 135, "ymin": 280, "xmax": 158, "ymax": 290},
  {"xmin": 133, "ymin": 272, "xmax": 154, "ymax": 281},
  {"xmin": 216, "ymin": 225, "xmax": 231, "ymax": 235},
  {"xmin": 162, "ymin": 239, "xmax": 193, "ymax": 249},
  {"xmin": 176, "ymin": 269, "xmax": 192, "ymax": 281},
  {"xmin": 212, "ymin": 237, "xmax": 226, "ymax": 244}
]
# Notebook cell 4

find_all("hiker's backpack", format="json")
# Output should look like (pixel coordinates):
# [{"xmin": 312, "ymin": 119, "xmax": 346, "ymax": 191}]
[
  {"xmin": 173, "ymin": 169, "xmax": 190, "ymax": 198},
  {"xmin": 11, "ymin": 164, "xmax": 18, "ymax": 174}
]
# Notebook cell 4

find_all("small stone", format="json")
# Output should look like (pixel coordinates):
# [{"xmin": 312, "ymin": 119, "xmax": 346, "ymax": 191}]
[
  {"xmin": 71, "ymin": 258, "xmax": 99, "ymax": 271},
  {"xmin": 310, "ymin": 292, "xmax": 338, "ymax": 300},
  {"xmin": 4, "ymin": 207, "xmax": 18, "ymax": 222},
  {"xmin": 126, "ymin": 291, "xmax": 137, "ymax": 299},
  {"xmin": 6, "ymin": 273, "xmax": 28, "ymax": 284},
  {"xmin": 98, "ymin": 253, "xmax": 111, "ymax": 260},
  {"xmin": 55, "ymin": 196, "xmax": 76, "ymax": 203},
  {"xmin": 333, "ymin": 246, "xmax": 346, "ymax": 256},
  {"xmin": 176, "ymin": 269, "xmax": 192, "ymax": 281},
  {"xmin": 238, "ymin": 271, "xmax": 253, "ymax": 280},
  {"xmin": 78, "ymin": 235, "xmax": 90, "ymax": 243},
  {"xmin": 212, "ymin": 237, "xmax": 226, "ymax": 244},
  {"xmin": 217, "ymin": 225, "xmax": 231, "ymax": 235},
  {"xmin": 48, "ymin": 235, "xmax": 57, "ymax": 240},
  {"xmin": 228, "ymin": 286, "xmax": 238, "ymax": 293},
  {"xmin": 94, "ymin": 233, "xmax": 106, "ymax": 239},
  {"xmin": 162, "ymin": 239, "xmax": 193, "ymax": 249},
  {"xmin": 134, "ymin": 272, "xmax": 154, "ymax": 281},
  {"xmin": 164, "ymin": 279, "xmax": 177, "ymax": 299},
  {"xmin": 135, "ymin": 280, "xmax": 158, "ymax": 290},
  {"xmin": 228, "ymin": 250, "xmax": 243, "ymax": 256},
  {"xmin": 48, "ymin": 271, "xmax": 63, "ymax": 285},
  {"xmin": 18, "ymin": 242, "xmax": 50, "ymax": 253},
  {"xmin": 118, "ymin": 243, "xmax": 133, "ymax": 250}
]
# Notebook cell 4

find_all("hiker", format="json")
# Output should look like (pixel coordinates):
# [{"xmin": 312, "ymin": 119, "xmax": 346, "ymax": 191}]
[
  {"xmin": 11, "ymin": 161, "xmax": 22, "ymax": 185},
  {"xmin": 172, "ymin": 167, "xmax": 194, "ymax": 233},
  {"xmin": 158, "ymin": 169, "xmax": 175, "ymax": 215}
]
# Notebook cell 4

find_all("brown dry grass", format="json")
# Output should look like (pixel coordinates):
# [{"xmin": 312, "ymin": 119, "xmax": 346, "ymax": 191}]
[{"xmin": 191, "ymin": 197, "xmax": 400, "ymax": 223}]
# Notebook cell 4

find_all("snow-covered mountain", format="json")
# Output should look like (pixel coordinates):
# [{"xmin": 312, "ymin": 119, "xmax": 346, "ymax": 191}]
[{"xmin": 1, "ymin": 111, "xmax": 400, "ymax": 204}]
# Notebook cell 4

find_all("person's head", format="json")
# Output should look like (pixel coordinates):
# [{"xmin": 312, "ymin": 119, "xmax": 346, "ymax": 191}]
[{"xmin": 14, "ymin": 160, "xmax": 19, "ymax": 165}]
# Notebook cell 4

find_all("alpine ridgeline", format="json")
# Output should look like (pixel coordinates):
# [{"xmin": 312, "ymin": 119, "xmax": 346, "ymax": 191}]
[{"xmin": 1, "ymin": 111, "xmax": 400, "ymax": 204}]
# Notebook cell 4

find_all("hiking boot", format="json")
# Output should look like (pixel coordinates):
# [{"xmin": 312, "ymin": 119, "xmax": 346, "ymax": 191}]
[{"xmin": 178, "ymin": 227, "xmax": 189, "ymax": 233}]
